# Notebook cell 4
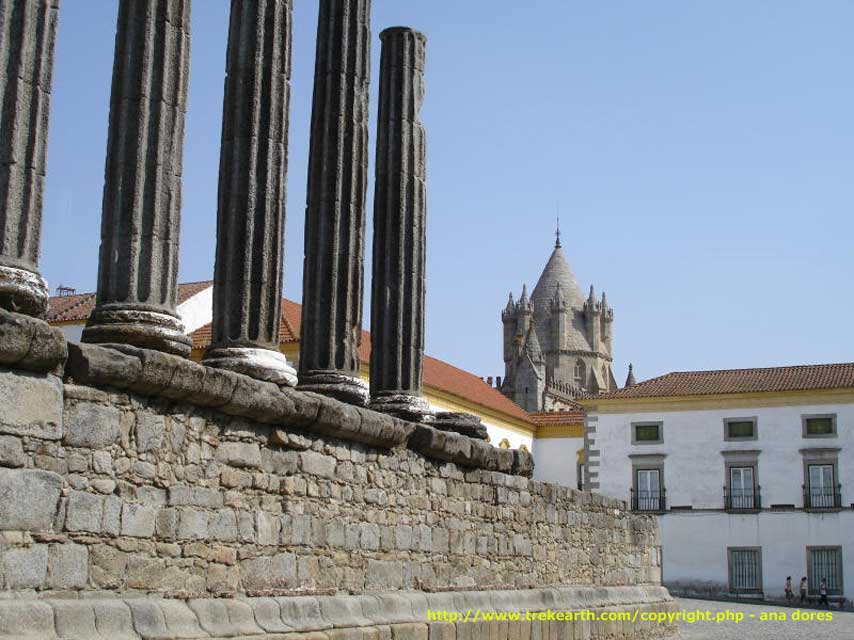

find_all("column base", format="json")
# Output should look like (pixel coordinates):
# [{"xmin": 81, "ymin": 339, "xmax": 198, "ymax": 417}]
[
  {"xmin": 82, "ymin": 307, "xmax": 192, "ymax": 358},
  {"xmin": 203, "ymin": 346, "xmax": 297, "ymax": 387},
  {"xmin": 434, "ymin": 411, "xmax": 490, "ymax": 440},
  {"xmin": 0, "ymin": 265, "xmax": 49, "ymax": 319},
  {"xmin": 369, "ymin": 393, "xmax": 435, "ymax": 424},
  {"xmin": 297, "ymin": 370, "xmax": 369, "ymax": 406}
]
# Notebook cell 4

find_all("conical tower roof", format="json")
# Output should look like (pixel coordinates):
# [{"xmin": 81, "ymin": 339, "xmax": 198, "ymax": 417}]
[
  {"xmin": 530, "ymin": 242, "xmax": 585, "ymax": 312},
  {"xmin": 625, "ymin": 364, "xmax": 637, "ymax": 387}
]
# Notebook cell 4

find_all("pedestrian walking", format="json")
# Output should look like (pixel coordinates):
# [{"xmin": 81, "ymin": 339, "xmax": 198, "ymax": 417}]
[
  {"xmin": 799, "ymin": 576, "xmax": 808, "ymax": 604},
  {"xmin": 819, "ymin": 579, "xmax": 829, "ymax": 607},
  {"xmin": 785, "ymin": 576, "xmax": 793, "ymax": 603}
]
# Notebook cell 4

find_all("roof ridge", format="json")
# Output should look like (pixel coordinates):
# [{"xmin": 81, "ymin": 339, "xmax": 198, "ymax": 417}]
[{"xmin": 665, "ymin": 362, "xmax": 854, "ymax": 375}]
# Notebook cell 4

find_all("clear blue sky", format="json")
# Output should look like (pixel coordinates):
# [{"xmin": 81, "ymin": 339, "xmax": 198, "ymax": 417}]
[{"xmin": 42, "ymin": 1, "xmax": 854, "ymax": 384}]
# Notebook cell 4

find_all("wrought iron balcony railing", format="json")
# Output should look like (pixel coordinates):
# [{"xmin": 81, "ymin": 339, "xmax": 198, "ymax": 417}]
[
  {"xmin": 803, "ymin": 484, "xmax": 842, "ymax": 510},
  {"xmin": 724, "ymin": 486, "xmax": 761, "ymax": 511},
  {"xmin": 630, "ymin": 488, "xmax": 666, "ymax": 513}
]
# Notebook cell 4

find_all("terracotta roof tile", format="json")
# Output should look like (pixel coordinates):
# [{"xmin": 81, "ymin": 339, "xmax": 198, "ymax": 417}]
[
  {"xmin": 529, "ymin": 411, "xmax": 586, "ymax": 425},
  {"xmin": 598, "ymin": 363, "xmax": 854, "ymax": 399},
  {"xmin": 47, "ymin": 281, "xmax": 214, "ymax": 323}
]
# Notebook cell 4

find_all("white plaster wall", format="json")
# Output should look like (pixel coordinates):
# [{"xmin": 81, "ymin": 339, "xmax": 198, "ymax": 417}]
[
  {"xmin": 661, "ymin": 511, "xmax": 854, "ymax": 597},
  {"xmin": 59, "ymin": 324, "xmax": 84, "ymax": 343},
  {"xmin": 592, "ymin": 402, "xmax": 854, "ymax": 509},
  {"xmin": 591, "ymin": 400, "xmax": 853, "ymax": 596},
  {"xmin": 532, "ymin": 436, "xmax": 584, "ymax": 486},
  {"xmin": 177, "ymin": 286, "xmax": 214, "ymax": 333}
]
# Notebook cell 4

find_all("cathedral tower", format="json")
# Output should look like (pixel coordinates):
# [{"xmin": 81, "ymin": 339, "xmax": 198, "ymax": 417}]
[{"xmin": 500, "ymin": 229, "xmax": 616, "ymax": 411}]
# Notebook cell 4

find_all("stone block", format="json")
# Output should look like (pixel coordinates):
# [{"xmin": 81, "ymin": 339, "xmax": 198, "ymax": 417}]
[
  {"xmin": 90, "ymin": 545, "xmax": 128, "ymax": 589},
  {"xmin": 169, "ymin": 484, "xmax": 224, "ymax": 508},
  {"xmin": 0, "ymin": 435, "xmax": 25, "ymax": 467},
  {"xmin": 262, "ymin": 447, "xmax": 299, "ymax": 475},
  {"xmin": 156, "ymin": 507, "xmax": 180, "ymax": 539},
  {"xmin": 429, "ymin": 622, "xmax": 457, "ymax": 640},
  {"xmin": 216, "ymin": 441, "xmax": 262, "ymax": 468},
  {"xmin": 135, "ymin": 413, "xmax": 165, "ymax": 452},
  {"xmin": 361, "ymin": 523, "xmax": 381, "ymax": 550},
  {"xmin": 0, "ymin": 468, "xmax": 62, "ymax": 531},
  {"xmin": 2, "ymin": 544, "xmax": 48, "ymax": 589},
  {"xmin": 64, "ymin": 402, "xmax": 120, "ymax": 449},
  {"xmin": 65, "ymin": 491, "xmax": 104, "ymax": 533},
  {"xmin": 101, "ymin": 495, "xmax": 122, "ymax": 536},
  {"xmin": 177, "ymin": 508, "xmax": 209, "ymax": 540},
  {"xmin": 209, "ymin": 509, "xmax": 238, "ymax": 542},
  {"xmin": 325, "ymin": 521, "xmax": 346, "ymax": 548},
  {"xmin": 52, "ymin": 601, "xmax": 99, "ymax": 640},
  {"xmin": 300, "ymin": 450, "xmax": 337, "ymax": 478},
  {"xmin": 207, "ymin": 562, "xmax": 240, "ymax": 595},
  {"xmin": 256, "ymin": 511, "xmax": 280, "ymax": 546},
  {"xmin": 250, "ymin": 597, "xmax": 294, "ymax": 634},
  {"xmin": 0, "ymin": 309, "xmax": 68, "ymax": 373},
  {"xmin": 0, "ymin": 370, "xmax": 63, "ymax": 440},
  {"xmin": 0, "ymin": 600, "xmax": 56, "ymax": 638},
  {"xmin": 240, "ymin": 553, "xmax": 297, "ymax": 592},
  {"xmin": 395, "ymin": 525, "xmax": 413, "ymax": 550},
  {"xmin": 189, "ymin": 599, "xmax": 263, "ymax": 637},
  {"xmin": 366, "ymin": 559, "xmax": 406, "ymax": 591},
  {"xmin": 126, "ymin": 555, "xmax": 166, "ymax": 591},
  {"xmin": 319, "ymin": 596, "xmax": 373, "ymax": 629},
  {"xmin": 91, "ymin": 600, "xmax": 137, "ymax": 640},
  {"xmin": 278, "ymin": 596, "xmax": 330, "ymax": 632},
  {"xmin": 121, "ymin": 503, "xmax": 156, "ymax": 538},
  {"xmin": 126, "ymin": 600, "xmax": 171, "ymax": 640},
  {"xmin": 392, "ymin": 623, "xmax": 428, "ymax": 640},
  {"xmin": 159, "ymin": 599, "xmax": 205, "ymax": 638},
  {"xmin": 47, "ymin": 543, "xmax": 88, "ymax": 589}
]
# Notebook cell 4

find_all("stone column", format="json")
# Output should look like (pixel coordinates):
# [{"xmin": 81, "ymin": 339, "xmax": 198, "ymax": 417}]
[
  {"xmin": 82, "ymin": 0, "xmax": 192, "ymax": 357},
  {"xmin": 0, "ymin": 0, "xmax": 60, "ymax": 318},
  {"xmin": 368, "ymin": 27, "xmax": 431, "ymax": 422},
  {"xmin": 297, "ymin": 0, "xmax": 371, "ymax": 405},
  {"xmin": 202, "ymin": 0, "xmax": 296, "ymax": 386}
]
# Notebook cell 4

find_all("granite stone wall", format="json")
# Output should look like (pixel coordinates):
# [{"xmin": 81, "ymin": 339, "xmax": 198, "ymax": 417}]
[{"xmin": 0, "ymin": 312, "xmax": 676, "ymax": 638}]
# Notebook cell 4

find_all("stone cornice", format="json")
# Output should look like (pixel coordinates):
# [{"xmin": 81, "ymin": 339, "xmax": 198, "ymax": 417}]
[{"xmin": 63, "ymin": 341, "xmax": 534, "ymax": 477}]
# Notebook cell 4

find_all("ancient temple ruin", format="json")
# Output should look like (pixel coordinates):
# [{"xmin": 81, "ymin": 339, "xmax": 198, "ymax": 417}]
[{"xmin": 0, "ymin": 1, "xmax": 677, "ymax": 638}]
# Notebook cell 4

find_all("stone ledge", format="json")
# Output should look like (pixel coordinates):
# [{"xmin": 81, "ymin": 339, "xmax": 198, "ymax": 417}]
[
  {"xmin": 0, "ymin": 309, "xmax": 67, "ymax": 374},
  {"xmin": 62, "ymin": 342, "xmax": 533, "ymax": 476},
  {"xmin": 0, "ymin": 586, "xmax": 677, "ymax": 639}
]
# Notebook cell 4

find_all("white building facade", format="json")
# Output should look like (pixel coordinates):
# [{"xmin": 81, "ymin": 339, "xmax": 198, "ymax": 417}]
[{"xmin": 582, "ymin": 364, "xmax": 854, "ymax": 602}]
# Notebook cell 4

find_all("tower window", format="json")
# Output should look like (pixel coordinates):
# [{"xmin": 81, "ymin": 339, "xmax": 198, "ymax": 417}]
[{"xmin": 574, "ymin": 360, "xmax": 585, "ymax": 385}]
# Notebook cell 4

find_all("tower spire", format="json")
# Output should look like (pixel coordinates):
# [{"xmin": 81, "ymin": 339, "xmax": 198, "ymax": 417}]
[
  {"xmin": 555, "ymin": 212, "xmax": 561, "ymax": 248},
  {"xmin": 625, "ymin": 363, "xmax": 637, "ymax": 388}
]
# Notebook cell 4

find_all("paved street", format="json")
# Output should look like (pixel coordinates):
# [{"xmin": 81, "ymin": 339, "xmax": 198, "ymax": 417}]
[{"xmin": 675, "ymin": 598, "xmax": 854, "ymax": 639}]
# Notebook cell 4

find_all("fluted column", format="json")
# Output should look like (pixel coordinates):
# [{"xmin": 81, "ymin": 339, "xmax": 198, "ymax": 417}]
[
  {"xmin": 82, "ymin": 0, "xmax": 192, "ymax": 357},
  {"xmin": 0, "ymin": 0, "xmax": 60, "ymax": 318},
  {"xmin": 298, "ymin": 0, "xmax": 371, "ymax": 405},
  {"xmin": 202, "ymin": 0, "xmax": 296, "ymax": 386},
  {"xmin": 368, "ymin": 27, "xmax": 430, "ymax": 422}
]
